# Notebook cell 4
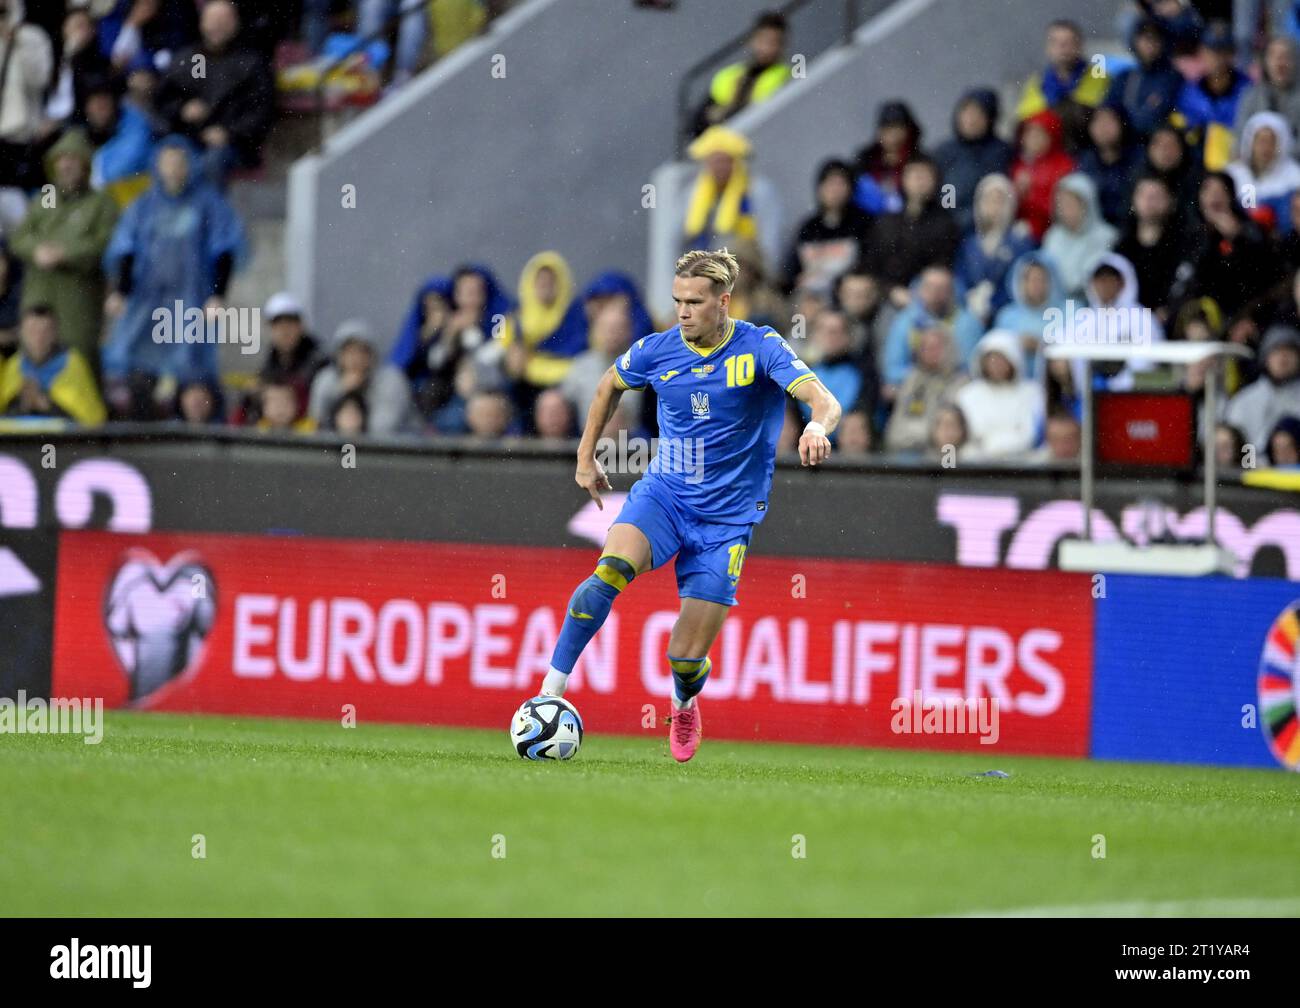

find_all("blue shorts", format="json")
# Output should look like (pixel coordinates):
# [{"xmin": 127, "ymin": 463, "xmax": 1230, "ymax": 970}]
[{"xmin": 612, "ymin": 477, "xmax": 754, "ymax": 606}]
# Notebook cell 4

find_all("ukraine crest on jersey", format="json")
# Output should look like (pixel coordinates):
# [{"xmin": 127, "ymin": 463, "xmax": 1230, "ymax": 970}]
[{"xmin": 613, "ymin": 317, "xmax": 816, "ymax": 524}]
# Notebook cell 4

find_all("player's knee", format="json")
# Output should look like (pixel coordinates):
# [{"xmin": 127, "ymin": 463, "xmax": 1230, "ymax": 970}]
[
  {"xmin": 569, "ymin": 554, "xmax": 637, "ymax": 613},
  {"xmin": 592, "ymin": 554, "xmax": 637, "ymax": 593}
]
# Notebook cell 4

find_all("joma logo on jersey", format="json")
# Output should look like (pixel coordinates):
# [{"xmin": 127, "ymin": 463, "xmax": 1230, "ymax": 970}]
[{"xmin": 691, "ymin": 392, "xmax": 710, "ymax": 418}]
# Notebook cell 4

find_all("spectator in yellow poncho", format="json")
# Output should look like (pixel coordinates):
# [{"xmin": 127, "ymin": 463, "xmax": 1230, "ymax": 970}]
[
  {"xmin": 504, "ymin": 250, "xmax": 576, "ymax": 390},
  {"xmin": 683, "ymin": 126, "xmax": 782, "ymax": 271}
]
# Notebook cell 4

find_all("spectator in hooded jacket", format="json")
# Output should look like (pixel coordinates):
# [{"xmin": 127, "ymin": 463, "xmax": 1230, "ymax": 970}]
[
  {"xmin": 956, "ymin": 329, "xmax": 1044, "ymax": 459},
  {"xmin": 101, "ymin": 137, "xmax": 245, "ymax": 416},
  {"xmin": 954, "ymin": 173, "xmax": 1035, "ymax": 324},
  {"xmin": 933, "ymin": 88, "xmax": 1014, "ymax": 232},
  {"xmin": 9, "ymin": 129, "xmax": 119, "ymax": 376},
  {"xmin": 1010, "ymin": 109, "xmax": 1076, "ymax": 241},
  {"xmin": 1105, "ymin": 16, "xmax": 1183, "ymax": 139},
  {"xmin": 781, "ymin": 159, "xmax": 872, "ymax": 297},
  {"xmin": 1015, "ymin": 19, "xmax": 1110, "ymax": 152},
  {"xmin": 510, "ymin": 269, "xmax": 652, "ymax": 430},
  {"xmin": 1176, "ymin": 21, "xmax": 1251, "ymax": 171},
  {"xmin": 1053, "ymin": 254, "xmax": 1165, "ymax": 410},
  {"xmin": 156, "ymin": 0, "xmax": 273, "ymax": 185},
  {"xmin": 994, "ymin": 250, "xmax": 1065, "ymax": 379},
  {"xmin": 883, "ymin": 325, "xmax": 966, "ymax": 454},
  {"xmin": 390, "ymin": 263, "xmax": 516, "ymax": 418},
  {"xmin": 882, "ymin": 265, "xmax": 983, "ymax": 390},
  {"xmin": 503, "ymin": 250, "xmax": 575, "ymax": 393},
  {"xmin": 1115, "ymin": 173, "xmax": 1190, "ymax": 316},
  {"xmin": 1233, "ymin": 36, "xmax": 1300, "ymax": 146},
  {"xmin": 862, "ymin": 156, "xmax": 961, "ymax": 303},
  {"xmin": 854, "ymin": 100, "xmax": 923, "ymax": 209},
  {"xmin": 1076, "ymin": 103, "xmax": 1143, "ymax": 226},
  {"xmin": 1223, "ymin": 324, "xmax": 1300, "ymax": 450},
  {"xmin": 1042, "ymin": 172, "xmax": 1118, "ymax": 299},
  {"xmin": 309, "ymin": 319, "xmax": 414, "ymax": 436},
  {"xmin": 682, "ymin": 126, "xmax": 783, "ymax": 274},
  {"xmin": 1226, "ymin": 111, "xmax": 1300, "ymax": 234}
]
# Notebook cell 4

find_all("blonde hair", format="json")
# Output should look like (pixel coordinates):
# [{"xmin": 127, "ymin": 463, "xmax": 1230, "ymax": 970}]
[{"xmin": 675, "ymin": 248, "xmax": 740, "ymax": 293}]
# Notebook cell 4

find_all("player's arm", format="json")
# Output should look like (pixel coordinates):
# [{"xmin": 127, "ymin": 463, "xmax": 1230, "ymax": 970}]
[
  {"xmin": 574, "ymin": 365, "xmax": 623, "ymax": 509},
  {"xmin": 791, "ymin": 377, "xmax": 840, "ymax": 467}
]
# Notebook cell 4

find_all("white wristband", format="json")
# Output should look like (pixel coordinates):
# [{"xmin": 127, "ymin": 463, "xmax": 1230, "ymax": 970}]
[{"xmin": 804, "ymin": 421, "xmax": 826, "ymax": 437}]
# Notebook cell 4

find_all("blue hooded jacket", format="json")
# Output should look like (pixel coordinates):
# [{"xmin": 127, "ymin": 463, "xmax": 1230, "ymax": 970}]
[
  {"xmin": 1105, "ymin": 19, "xmax": 1183, "ymax": 138},
  {"xmin": 389, "ymin": 263, "xmax": 515, "ymax": 370},
  {"xmin": 101, "ymin": 135, "xmax": 246, "ymax": 382},
  {"xmin": 992, "ymin": 250, "xmax": 1066, "ymax": 379},
  {"xmin": 543, "ymin": 271, "xmax": 654, "ymax": 359},
  {"xmin": 933, "ymin": 88, "xmax": 1014, "ymax": 231}
]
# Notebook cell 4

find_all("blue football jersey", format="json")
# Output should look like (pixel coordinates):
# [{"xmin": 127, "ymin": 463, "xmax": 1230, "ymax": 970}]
[{"xmin": 613, "ymin": 317, "xmax": 817, "ymax": 524}]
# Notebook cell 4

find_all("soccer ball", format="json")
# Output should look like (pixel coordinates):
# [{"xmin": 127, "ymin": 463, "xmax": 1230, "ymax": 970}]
[{"xmin": 511, "ymin": 695, "xmax": 584, "ymax": 760}]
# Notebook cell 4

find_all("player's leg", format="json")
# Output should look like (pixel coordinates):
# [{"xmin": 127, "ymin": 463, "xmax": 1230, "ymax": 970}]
[
  {"xmin": 667, "ymin": 597, "xmax": 730, "ymax": 708},
  {"xmin": 664, "ymin": 523, "xmax": 753, "ymax": 761},
  {"xmin": 542, "ymin": 524, "xmax": 650, "ymax": 697},
  {"xmin": 542, "ymin": 481, "xmax": 681, "ymax": 697}
]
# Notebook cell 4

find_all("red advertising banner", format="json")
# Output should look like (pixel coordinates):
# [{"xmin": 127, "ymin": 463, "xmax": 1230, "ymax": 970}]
[{"xmin": 51, "ymin": 530, "xmax": 1094, "ymax": 755}]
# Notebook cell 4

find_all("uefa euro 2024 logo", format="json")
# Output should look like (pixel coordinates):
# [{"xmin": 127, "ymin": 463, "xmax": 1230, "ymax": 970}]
[{"xmin": 1257, "ymin": 599, "xmax": 1300, "ymax": 771}]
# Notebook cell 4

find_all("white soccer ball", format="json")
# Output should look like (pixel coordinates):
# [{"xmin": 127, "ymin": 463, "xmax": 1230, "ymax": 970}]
[{"xmin": 510, "ymin": 695, "xmax": 584, "ymax": 760}]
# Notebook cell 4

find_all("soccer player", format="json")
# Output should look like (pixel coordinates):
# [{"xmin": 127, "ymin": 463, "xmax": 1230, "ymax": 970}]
[{"xmin": 536, "ymin": 248, "xmax": 841, "ymax": 762}]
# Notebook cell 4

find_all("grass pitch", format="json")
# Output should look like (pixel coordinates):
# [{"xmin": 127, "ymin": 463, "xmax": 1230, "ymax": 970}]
[{"xmin": 3, "ymin": 712, "xmax": 1298, "ymax": 917}]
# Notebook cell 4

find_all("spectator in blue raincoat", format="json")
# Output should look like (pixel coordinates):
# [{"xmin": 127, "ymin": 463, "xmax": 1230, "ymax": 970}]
[{"xmin": 101, "ymin": 136, "xmax": 245, "ymax": 418}]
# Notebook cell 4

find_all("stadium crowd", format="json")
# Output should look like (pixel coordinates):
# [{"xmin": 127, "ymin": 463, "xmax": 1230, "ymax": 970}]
[{"xmin": 2, "ymin": 1, "xmax": 1300, "ymax": 474}]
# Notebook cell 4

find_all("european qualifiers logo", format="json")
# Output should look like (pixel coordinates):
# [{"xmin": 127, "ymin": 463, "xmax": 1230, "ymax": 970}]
[
  {"xmin": 103, "ymin": 550, "xmax": 217, "ymax": 704},
  {"xmin": 1258, "ymin": 599, "xmax": 1300, "ymax": 769}
]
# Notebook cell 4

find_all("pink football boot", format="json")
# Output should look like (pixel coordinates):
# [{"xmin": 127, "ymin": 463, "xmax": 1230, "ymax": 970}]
[{"xmin": 668, "ymin": 696, "xmax": 702, "ymax": 762}]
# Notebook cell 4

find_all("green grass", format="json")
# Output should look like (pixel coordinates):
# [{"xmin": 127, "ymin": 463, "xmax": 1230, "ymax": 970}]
[{"xmin": 2, "ymin": 712, "xmax": 1298, "ymax": 917}]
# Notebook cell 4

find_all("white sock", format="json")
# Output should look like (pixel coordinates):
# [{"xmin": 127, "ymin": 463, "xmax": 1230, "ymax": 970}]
[
  {"xmin": 542, "ymin": 667, "xmax": 568, "ymax": 697},
  {"xmin": 671, "ymin": 690, "xmax": 691, "ymax": 711}
]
